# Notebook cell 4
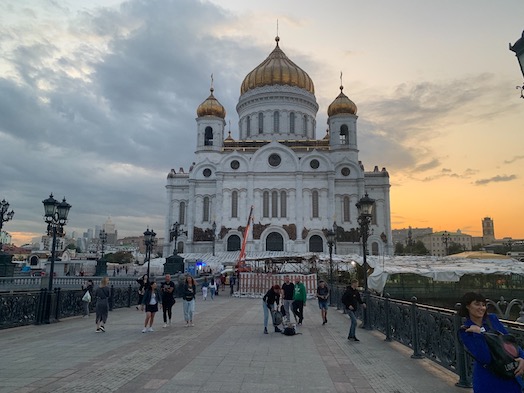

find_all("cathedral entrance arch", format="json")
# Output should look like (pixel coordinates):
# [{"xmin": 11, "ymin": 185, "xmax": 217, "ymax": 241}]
[
  {"xmin": 266, "ymin": 232, "xmax": 284, "ymax": 251},
  {"xmin": 309, "ymin": 235, "xmax": 323, "ymax": 252},
  {"xmin": 227, "ymin": 235, "xmax": 241, "ymax": 251}
]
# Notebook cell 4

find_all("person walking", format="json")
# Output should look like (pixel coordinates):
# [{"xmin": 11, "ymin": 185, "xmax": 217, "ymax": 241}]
[
  {"xmin": 160, "ymin": 274, "xmax": 175, "ymax": 328},
  {"xmin": 262, "ymin": 284, "xmax": 282, "ymax": 334},
  {"xmin": 281, "ymin": 275, "xmax": 295, "ymax": 323},
  {"xmin": 182, "ymin": 275, "xmax": 197, "ymax": 327},
  {"xmin": 292, "ymin": 276, "xmax": 307, "ymax": 325},
  {"xmin": 316, "ymin": 280, "xmax": 329, "ymax": 325},
  {"xmin": 229, "ymin": 274, "xmax": 236, "ymax": 296},
  {"xmin": 341, "ymin": 279, "xmax": 366, "ymax": 341},
  {"xmin": 136, "ymin": 274, "xmax": 149, "ymax": 310},
  {"xmin": 209, "ymin": 278, "xmax": 217, "ymax": 300},
  {"xmin": 459, "ymin": 292, "xmax": 524, "ymax": 393},
  {"xmin": 202, "ymin": 277, "xmax": 209, "ymax": 301},
  {"xmin": 142, "ymin": 280, "xmax": 162, "ymax": 333},
  {"xmin": 94, "ymin": 276, "xmax": 110, "ymax": 333},
  {"xmin": 81, "ymin": 279, "xmax": 94, "ymax": 318}
]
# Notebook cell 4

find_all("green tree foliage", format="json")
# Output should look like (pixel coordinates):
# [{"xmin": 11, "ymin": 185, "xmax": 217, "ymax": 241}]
[
  {"xmin": 412, "ymin": 240, "xmax": 429, "ymax": 255},
  {"xmin": 394, "ymin": 242, "xmax": 404, "ymax": 255},
  {"xmin": 105, "ymin": 251, "xmax": 133, "ymax": 264}
]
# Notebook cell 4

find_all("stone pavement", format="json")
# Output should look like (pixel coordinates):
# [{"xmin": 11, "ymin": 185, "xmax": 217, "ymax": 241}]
[{"xmin": 0, "ymin": 293, "xmax": 472, "ymax": 393}]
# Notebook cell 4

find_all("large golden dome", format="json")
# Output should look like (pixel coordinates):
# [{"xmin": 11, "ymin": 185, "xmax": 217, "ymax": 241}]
[
  {"xmin": 197, "ymin": 88, "xmax": 226, "ymax": 118},
  {"xmin": 327, "ymin": 86, "xmax": 357, "ymax": 116},
  {"xmin": 240, "ymin": 37, "xmax": 315, "ymax": 95}
]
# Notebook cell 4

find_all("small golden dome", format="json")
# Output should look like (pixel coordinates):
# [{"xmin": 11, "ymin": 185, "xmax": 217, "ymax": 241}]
[
  {"xmin": 197, "ymin": 88, "xmax": 226, "ymax": 118},
  {"xmin": 224, "ymin": 131, "xmax": 234, "ymax": 142},
  {"xmin": 327, "ymin": 86, "xmax": 357, "ymax": 117},
  {"xmin": 240, "ymin": 37, "xmax": 315, "ymax": 95}
]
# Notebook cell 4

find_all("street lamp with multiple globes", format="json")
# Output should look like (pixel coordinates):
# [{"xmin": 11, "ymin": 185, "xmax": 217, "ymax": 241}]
[
  {"xmin": 326, "ymin": 229, "xmax": 335, "ymax": 306},
  {"xmin": 170, "ymin": 222, "xmax": 184, "ymax": 255},
  {"xmin": 356, "ymin": 192, "xmax": 375, "ymax": 330},
  {"xmin": 509, "ymin": 30, "xmax": 524, "ymax": 98},
  {"xmin": 95, "ymin": 229, "xmax": 108, "ymax": 276},
  {"xmin": 143, "ymin": 228, "xmax": 157, "ymax": 278},
  {"xmin": 0, "ymin": 199, "xmax": 15, "ymax": 251},
  {"xmin": 442, "ymin": 231, "xmax": 451, "ymax": 256},
  {"xmin": 212, "ymin": 221, "xmax": 217, "ymax": 256},
  {"xmin": 42, "ymin": 193, "xmax": 71, "ymax": 292}
]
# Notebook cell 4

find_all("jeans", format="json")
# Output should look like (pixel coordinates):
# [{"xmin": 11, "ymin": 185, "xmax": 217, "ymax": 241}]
[
  {"xmin": 210, "ymin": 288, "xmax": 215, "ymax": 299},
  {"xmin": 263, "ymin": 300, "xmax": 276, "ymax": 328},
  {"xmin": 283, "ymin": 299, "xmax": 293, "ymax": 321},
  {"xmin": 347, "ymin": 309, "xmax": 357, "ymax": 337},
  {"xmin": 83, "ymin": 301, "xmax": 90, "ymax": 317},
  {"xmin": 183, "ymin": 299, "xmax": 195, "ymax": 322}
]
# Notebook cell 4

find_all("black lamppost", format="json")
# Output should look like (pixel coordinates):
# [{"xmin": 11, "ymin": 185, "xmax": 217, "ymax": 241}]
[
  {"xmin": 95, "ymin": 229, "xmax": 108, "ymax": 276},
  {"xmin": 326, "ymin": 229, "xmax": 335, "ymax": 306},
  {"xmin": 212, "ymin": 221, "xmax": 217, "ymax": 256},
  {"xmin": 170, "ymin": 222, "xmax": 183, "ymax": 255},
  {"xmin": 42, "ymin": 194, "xmax": 71, "ymax": 292},
  {"xmin": 406, "ymin": 226, "xmax": 413, "ymax": 255},
  {"xmin": 0, "ymin": 199, "xmax": 14, "ymax": 251},
  {"xmin": 442, "ymin": 231, "xmax": 451, "ymax": 256},
  {"xmin": 509, "ymin": 30, "xmax": 524, "ymax": 98},
  {"xmin": 332, "ymin": 221, "xmax": 338, "ymax": 254},
  {"xmin": 356, "ymin": 192, "xmax": 375, "ymax": 330},
  {"xmin": 143, "ymin": 228, "xmax": 156, "ymax": 278}
]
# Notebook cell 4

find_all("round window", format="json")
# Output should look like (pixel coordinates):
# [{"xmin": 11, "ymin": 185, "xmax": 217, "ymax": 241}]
[
  {"xmin": 268, "ymin": 153, "xmax": 281, "ymax": 167},
  {"xmin": 341, "ymin": 167, "xmax": 350, "ymax": 176},
  {"xmin": 230, "ymin": 160, "xmax": 240, "ymax": 170},
  {"xmin": 203, "ymin": 168, "xmax": 212, "ymax": 177},
  {"xmin": 310, "ymin": 159, "xmax": 320, "ymax": 169}
]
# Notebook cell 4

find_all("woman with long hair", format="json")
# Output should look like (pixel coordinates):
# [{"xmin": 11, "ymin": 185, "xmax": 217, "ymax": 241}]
[
  {"xmin": 182, "ymin": 275, "xmax": 197, "ymax": 327},
  {"xmin": 94, "ymin": 276, "xmax": 110, "ymax": 333},
  {"xmin": 141, "ymin": 280, "xmax": 162, "ymax": 333}
]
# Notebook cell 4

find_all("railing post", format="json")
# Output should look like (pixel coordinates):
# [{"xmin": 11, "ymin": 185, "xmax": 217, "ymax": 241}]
[
  {"xmin": 384, "ymin": 293, "xmax": 392, "ymax": 342},
  {"xmin": 410, "ymin": 296, "xmax": 423, "ymax": 359},
  {"xmin": 127, "ymin": 285, "xmax": 132, "ymax": 308},
  {"xmin": 54, "ymin": 287, "xmax": 61, "ymax": 321},
  {"xmin": 35, "ymin": 288, "xmax": 46, "ymax": 325},
  {"xmin": 109, "ymin": 285, "xmax": 114, "ymax": 311},
  {"xmin": 454, "ymin": 302, "xmax": 472, "ymax": 388}
]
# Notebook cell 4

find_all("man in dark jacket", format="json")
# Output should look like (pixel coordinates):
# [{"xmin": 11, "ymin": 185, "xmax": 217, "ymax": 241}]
[{"xmin": 341, "ymin": 279, "xmax": 366, "ymax": 341}]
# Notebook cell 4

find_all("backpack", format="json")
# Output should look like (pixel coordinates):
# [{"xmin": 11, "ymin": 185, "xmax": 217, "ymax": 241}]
[
  {"xmin": 282, "ymin": 326, "xmax": 302, "ymax": 336},
  {"xmin": 272, "ymin": 310, "xmax": 283, "ymax": 326}
]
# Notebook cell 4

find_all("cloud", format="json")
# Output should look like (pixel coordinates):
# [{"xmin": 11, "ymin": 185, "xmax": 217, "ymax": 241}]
[
  {"xmin": 504, "ymin": 156, "xmax": 524, "ymax": 164},
  {"xmin": 474, "ymin": 174, "xmax": 517, "ymax": 186}
]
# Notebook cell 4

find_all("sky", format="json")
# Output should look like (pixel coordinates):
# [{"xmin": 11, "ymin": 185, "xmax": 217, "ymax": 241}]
[{"xmin": 1, "ymin": 0, "xmax": 524, "ymax": 247}]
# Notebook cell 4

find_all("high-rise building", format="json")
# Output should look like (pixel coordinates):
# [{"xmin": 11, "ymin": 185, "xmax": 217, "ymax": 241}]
[{"xmin": 164, "ymin": 36, "xmax": 392, "ymax": 257}]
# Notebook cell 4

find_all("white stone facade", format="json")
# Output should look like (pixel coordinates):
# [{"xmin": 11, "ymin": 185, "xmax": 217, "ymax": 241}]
[{"xmin": 164, "ymin": 39, "xmax": 392, "ymax": 259}]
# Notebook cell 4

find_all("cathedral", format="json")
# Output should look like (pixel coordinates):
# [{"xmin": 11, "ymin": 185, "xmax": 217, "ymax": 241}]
[{"xmin": 164, "ymin": 37, "xmax": 392, "ymax": 259}]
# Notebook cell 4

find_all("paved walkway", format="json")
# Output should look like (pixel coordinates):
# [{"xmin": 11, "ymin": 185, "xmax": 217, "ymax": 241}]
[{"xmin": 0, "ymin": 294, "xmax": 472, "ymax": 393}]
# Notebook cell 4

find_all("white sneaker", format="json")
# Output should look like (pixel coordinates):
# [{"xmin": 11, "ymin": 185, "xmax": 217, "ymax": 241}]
[
  {"xmin": 190, "ymin": 322, "xmax": 194, "ymax": 327},
  {"xmin": 163, "ymin": 323, "xmax": 167, "ymax": 328},
  {"xmin": 142, "ymin": 328, "xmax": 147, "ymax": 333},
  {"xmin": 147, "ymin": 327, "xmax": 154, "ymax": 332},
  {"xmin": 168, "ymin": 320, "xmax": 172, "ymax": 326}
]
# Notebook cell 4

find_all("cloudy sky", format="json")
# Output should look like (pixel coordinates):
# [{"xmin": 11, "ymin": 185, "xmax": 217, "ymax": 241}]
[{"xmin": 1, "ymin": 0, "xmax": 524, "ymax": 246}]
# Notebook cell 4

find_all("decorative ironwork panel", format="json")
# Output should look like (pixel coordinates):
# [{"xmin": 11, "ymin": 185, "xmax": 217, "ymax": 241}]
[{"xmin": 0, "ymin": 291, "xmax": 39, "ymax": 328}]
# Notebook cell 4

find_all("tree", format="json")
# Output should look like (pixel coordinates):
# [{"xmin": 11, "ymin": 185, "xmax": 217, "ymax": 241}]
[
  {"xmin": 394, "ymin": 242, "xmax": 405, "ymax": 255},
  {"xmin": 412, "ymin": 240, "xmax": 429, "ymax": 255},
  {"xmin": 447, "ymin": 242, "xmax": 463, "ymax": 255},
  {"xmin": 105, "ymin": 251, "xmax": 134, "ymax": 264}
]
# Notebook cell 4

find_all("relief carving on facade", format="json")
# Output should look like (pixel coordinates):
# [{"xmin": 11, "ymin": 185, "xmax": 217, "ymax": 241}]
[
  {"xmin": 251, "ymin": 222, "xmax": 269, "ymax": 240},
  {"xmin": 282, "ymin": 224, "xmax": 297, "ymax": 240},
  {"xmin": 193, "ymin": 226, "xmax": 215, "ymax": 242}
]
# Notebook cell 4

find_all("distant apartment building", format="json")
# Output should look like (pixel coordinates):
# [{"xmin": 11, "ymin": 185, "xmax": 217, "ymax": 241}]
[
  {"xmin": 420, "ymin": 230, "xmax": 472, "ymax": 257},
  {"xmin": 102, "ymin": 217, "xmax": 118, "ymax": 245},
  {"xmin": 392, "ymin": 227, "xmax": 433, "ymax": 246}
]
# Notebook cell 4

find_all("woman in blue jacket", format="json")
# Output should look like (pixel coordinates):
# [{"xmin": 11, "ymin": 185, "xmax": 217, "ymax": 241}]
[{"xmin": 459, "ymin": 292, "xmax": 524, "ymax": 392}]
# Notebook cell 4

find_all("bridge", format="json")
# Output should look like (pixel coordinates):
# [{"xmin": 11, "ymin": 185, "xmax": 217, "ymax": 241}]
[{"xmin": 0, "ymin": 294, "xmax": 470, "ymax": 393}]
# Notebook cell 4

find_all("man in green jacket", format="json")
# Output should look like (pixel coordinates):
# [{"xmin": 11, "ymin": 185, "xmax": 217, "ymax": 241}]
[{"xmin": 292, "ymin": 276, "xmax": 307, "ymax": 325}]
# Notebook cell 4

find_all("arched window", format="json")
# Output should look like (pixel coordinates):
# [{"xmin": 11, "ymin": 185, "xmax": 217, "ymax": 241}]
[
  {"xmin": 258, "ymin": 112, "xmax": 264, "ymax": 133},
  {"xmin": 203, "ymin": 196, "xmax": 210, "ymax": 222},
  {"xmin": 343, "ymin": 196, "xmax": 350, "ymax": 222},
  {"xmin": 312, "ymin": 190, "xmax": 319, "ymax": 218},
  {"xmin": 266, "ymin": 232, "xmax": 284, "ymax": 251},
  {"xmin": 227, "ymin": 235, "xmax": 241, "ymax": 251},
  {"xmin": 309, "ymin": 235, "xmax": 323, "ymax": 252},
  {"xmin": 303, "ymin": 115, "xmax": 307, "ymax": 133},
  {"xmin": 263, "ymin": 191, "xmax": 269, "ymax": 218},
  {"xmin": 274, "ymin": 111, "xmax": 280, "ymax": 132},
  {"xmin": 271, "ymin": 191, "xmax": 278, "ymax": 217},
  {"xmin": 280, "ymin": 191, "xmax": 287, "ymax": 218},
  {"xmin": 204, "ymin": 126, "xmax": 213, "ymax": 146},
  {"xmin": 246, "ymin": 116, "xmax": 251, "ymax": 137},
  {"xmin": 340, "ymin": 124, "xmax": 349, "ymax": 145},
  {"xmin": 371, "ymin": 242, "xmax": 379, "ymax": 256},
  {"xmin": 177, "ymin": 241, "xmax": 184, "ymax": 253},
  {"xmin": 179, "ymin": 202, "xmax": 186, "ymax": 225},
  {"xmin": 290, "ymin": 112, "xmax": 295, "ymax": 133},
  {"xmin": 231, "ymin": 191, "xmax": 238, "ymax": 218}
]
